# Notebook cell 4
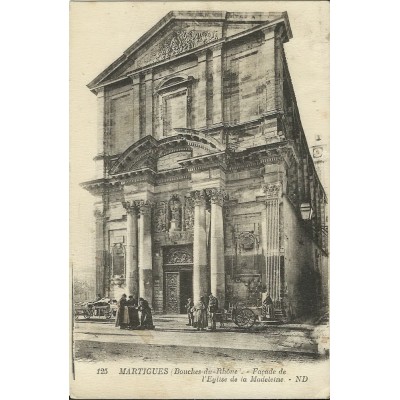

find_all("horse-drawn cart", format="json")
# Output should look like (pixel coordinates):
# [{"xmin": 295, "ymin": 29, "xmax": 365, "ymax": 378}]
[
  {"xmin": 216, "ymin": 300, "xmax": 277, "ymax": 329},
  {"xmin": 74, "ymin": 298, "xmax": 116, "ymax": 320},
  {"xmin": 215, "ymin": 303, "xmax": 258, "ymax": 329}
]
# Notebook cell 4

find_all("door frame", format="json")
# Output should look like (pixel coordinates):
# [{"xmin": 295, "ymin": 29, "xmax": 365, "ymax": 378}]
[{"xmin": 164, "ymin": 265, "xmax": 193, "ymax": 314}]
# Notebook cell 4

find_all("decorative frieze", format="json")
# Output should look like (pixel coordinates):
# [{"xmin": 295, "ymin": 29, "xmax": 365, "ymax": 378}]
[
  {"xmin": 136, "ymin": 30, "xmax": 219, "ymax": 68},
  {"xmin": 167, "ymin": 230, "xmax": 194, "ymax": 243},
  {"xmin": 165, "ymin": 247, "xmax": 193, "ymax": 264}
]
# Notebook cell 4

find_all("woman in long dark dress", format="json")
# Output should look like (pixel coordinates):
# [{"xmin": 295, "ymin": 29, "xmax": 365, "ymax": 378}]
[
  {"xmin": 138, "ymin": 298, "xmax": 155, "ymax": 329},
  {"xmin": 127, "ymin": 295, "xmax": 140, "ymax": 329},
  {"xmin": 115, "ymin": 294, "xmax": 129, "ymax": 329}
]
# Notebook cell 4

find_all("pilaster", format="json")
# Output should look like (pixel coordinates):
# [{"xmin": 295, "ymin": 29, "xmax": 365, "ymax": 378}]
[
  {"xmin": 196, "ymin": 50, "xmax": 208, "ymax": 129},
  {"xmin": 131, "ymin": 74, "xmax": 141, "ymax": 141},
  {"xmin": 261, "ymin": 182, "xmax": 282, "ymax": 308},
  {"xmin": 145, "ymin": 70, "xmax": 153, "ymax": 136},
  {"xmin": 211, "ymin": 45, "xmax": 223, "ymax": 125},
  {"xmin": 261, "ymin": 27, "xmax": 278, "ymax": 113}
]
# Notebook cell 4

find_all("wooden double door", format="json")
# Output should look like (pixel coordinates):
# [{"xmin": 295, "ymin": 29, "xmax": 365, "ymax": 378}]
[{"xmin": 164, "ymin": 269, "xmax": 193, "ymax": 314}]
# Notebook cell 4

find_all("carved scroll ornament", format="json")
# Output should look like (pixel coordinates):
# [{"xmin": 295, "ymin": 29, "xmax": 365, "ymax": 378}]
[
  {"xmin": 136, "ymin": 30, "xmax": 219, "ymax": 68},
  {"xmin": 165, "ymin": 249, "xmax": 193, "ymax": 264}
]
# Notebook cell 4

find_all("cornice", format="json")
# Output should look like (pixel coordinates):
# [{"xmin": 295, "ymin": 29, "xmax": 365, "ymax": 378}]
[
  {"xmin": 88, "ymin": 13, "xmax": 291, "ymax": 92},
  {"xmin": 179, "ymin": 151, "xmax": 227, "ymax": 172}
]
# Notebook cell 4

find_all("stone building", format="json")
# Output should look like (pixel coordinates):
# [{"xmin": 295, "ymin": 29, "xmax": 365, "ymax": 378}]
[{"xmin": 82, "ymin": 11, "xmax": 328, "ymax": 320}]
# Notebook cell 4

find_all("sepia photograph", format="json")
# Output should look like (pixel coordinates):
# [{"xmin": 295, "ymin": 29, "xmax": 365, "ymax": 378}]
[{"xmin": 70, "ymin": 1, "xmax": 330, "ymax": 398}]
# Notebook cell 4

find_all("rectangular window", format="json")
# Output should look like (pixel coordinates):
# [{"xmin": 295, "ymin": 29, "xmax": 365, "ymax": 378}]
[
  {"xmin": 229, "ymin": 51, "xmax": 259, "ymax": 123},
  {"xmin": 163, "ymin": 91, "xmax": 187, "ymax": 136}
]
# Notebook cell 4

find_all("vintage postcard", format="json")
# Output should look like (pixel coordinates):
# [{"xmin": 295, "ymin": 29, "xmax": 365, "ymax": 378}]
[{"xmin": 70, "ymin": 1, "xmax": 329, "ymax": 398}]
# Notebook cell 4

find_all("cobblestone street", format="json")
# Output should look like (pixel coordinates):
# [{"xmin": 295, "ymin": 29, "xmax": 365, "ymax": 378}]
[{"xmin": 73, "ymin": 314, "xmax": 328, "ymax": 365}]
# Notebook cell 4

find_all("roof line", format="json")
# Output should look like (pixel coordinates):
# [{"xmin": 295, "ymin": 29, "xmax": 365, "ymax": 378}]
[{"xmin": 87, "ymin": 11, "xmax": 291, "ymax": 92}]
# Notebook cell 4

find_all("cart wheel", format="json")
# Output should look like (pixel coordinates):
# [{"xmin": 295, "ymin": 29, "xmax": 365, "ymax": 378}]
[
  {"xmin": 83, "ymin": 310, "xmax": 91, "ymax": 319},
  {"xmin": 105, "ymin": 312, "xmax": 112, "ymax": 319},
  {"xmin": 234, "ymin": 308, "xmax": 256, "ymax": 328}
]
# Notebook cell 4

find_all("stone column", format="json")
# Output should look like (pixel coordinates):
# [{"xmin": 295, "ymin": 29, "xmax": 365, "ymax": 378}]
[
  {"xmin": 94, "ymin": 209, "xmax": 106, "ymax": 297},
  {"xmin": 196, "ymin": 50, "xmax": 208, "ymax": 128},
  {"xmin": 131, "ymin": 74, "xmax": 141, "ymax": 141},
  {"xmin": 212, "ymin": 45, "xmax": 223, "ymax": 125},
  {"xmin": 123, "ymin": 201, "xmax": 139, "ymax": 298},
  {"xmin": 262, "ymin": 183, "xmax": 282, "ymax": 307},
  {"xmin": 145, "ymin": 70, "xmax": 153, "ymax": 136},
  {"xmin": 139, "ymin": 201, "xmax": 153, "ymax": 304},
  {"xmin": 192, "ymin": 190, "xmax": 208, "ymax": 302},
  {"xmin": 208, "ymin": 189, "xmax": 227, "ymax": 308}
]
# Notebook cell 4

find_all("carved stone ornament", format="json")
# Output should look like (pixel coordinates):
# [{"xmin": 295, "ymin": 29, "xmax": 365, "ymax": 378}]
[
  {"xmin": 137, "ymin": 30, "xmax": 219, "ymax": 68},
  {"xmin": 237, "ymin": 232, "xmax": 257, "ymax": 252},
  {"xmin": 205, "ymin": 188, "xmax": 229, "ymax": 206},
  {"xmin": 153, "ymin": 201, "xmax": 167, "ymax": 232},
  {"xmin": 93, "ymin": 209, "xmax": 105, "ymax": 219},
  {"xmin": 138, "ymin": 200, "xmax": 155, "ymax": 215},
  {"xmin": 184, "ymin": 196, "xmax": 194, "ymax": 230},
  {"xmin": 122, "ymin": 200, "xmax": 140, "ymax": 214},
  {"xmin": 165, "ymin": 248, "xmax": 193, "ymax": 264},
  {"xmin": 262, "ymin": 183, "xmax": 282, "ymax": 199},
  {"xmin": 191, "ymin": 189, "xmax": 207, "ymax": 206},
  {"xmin": 168, "ymin": 230, "xmax": 194, "ymax": 243}
]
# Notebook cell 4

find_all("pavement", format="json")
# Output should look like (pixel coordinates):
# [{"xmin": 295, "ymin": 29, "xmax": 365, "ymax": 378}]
[{"xmin": 73, "ymin": 314, "xmax": 329, "ymax": 363}]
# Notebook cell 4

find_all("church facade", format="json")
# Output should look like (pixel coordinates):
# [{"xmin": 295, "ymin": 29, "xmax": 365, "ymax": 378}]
[{"xmin": 82, "ymin": 11, "xmax": 328, "ymax": 321}]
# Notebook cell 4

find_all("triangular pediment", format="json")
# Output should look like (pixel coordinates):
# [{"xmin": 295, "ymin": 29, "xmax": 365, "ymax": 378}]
[
  {"xmin": 88, "ymin": 11, "xmax": 291, "ymax": 91},
  {"xmin": 104, "ymin": 22, "xmax": 221, "ymax": 83}
]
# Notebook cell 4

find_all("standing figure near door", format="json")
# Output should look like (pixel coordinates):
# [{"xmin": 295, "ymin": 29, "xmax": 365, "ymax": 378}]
[
  {"xmin": 115, "ymin": 294, "xmax": 129, "ymax": 329},
  {"xmin": 185, "ymin": 298, "xmax": 194, "ymax": 326},
  {"xmin": 192, "ymin": 296, "xmax": 207, "ymax": 331}
]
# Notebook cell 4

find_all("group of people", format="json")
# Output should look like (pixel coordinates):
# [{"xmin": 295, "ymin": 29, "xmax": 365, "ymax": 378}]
[
  {"xmin": 185, "ymin": 293, "xmax": 220, "ymax": 331},
  {"xmin": 115, "ymin": 294, "xmax": 155, "ymax": 330},
  {"xmin": 114, "ymin": 291, "xmax": 275, "ymax": 331}
]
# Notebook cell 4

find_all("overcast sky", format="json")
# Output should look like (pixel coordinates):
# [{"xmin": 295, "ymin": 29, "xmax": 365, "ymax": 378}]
[{"xmin": 70, "ymin": 1, "xmax": 329, "ymax": 279}]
